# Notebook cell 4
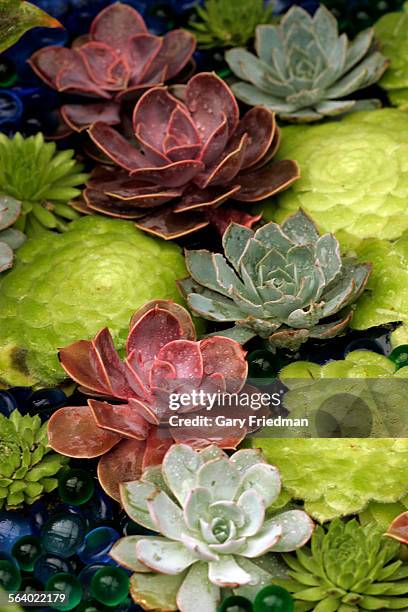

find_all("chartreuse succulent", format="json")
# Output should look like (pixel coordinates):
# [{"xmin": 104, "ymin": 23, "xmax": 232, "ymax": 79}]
[
  {"xmin": 0, "ymin": 410, "xmax": 68, "ymax": 510},
  {"xmin": 226, "ymin": 5, "xmax": 388, "ymax": 122},
  {"xmin": 0, "ymin": 216, "xmax": 187, "ymax": 387},
  {"xmin": 375, "ymin": 2, "xmax": 408, "ymax": 109},
  {"xmin": 0, "ymin": 0, "xmax": 61, "ymax": 53},
  {"xmin": 264, "ymin": 109, "xmax": 408, "ymax": 249},
  {"xmin": 189, "ymin": 0, "xmax": 273, "ymax": 49},
  {"xmin": 110, "ymin": 444, "xmax": 313, "ymax": 612},
  {"xmin": 0, "ymin": 196, "xmax": 26, "ymax": 272},
  {"xmin": 276, "ymin": 518, "xmax": 408, "ymax": 611},
  {"xmin": 0, "ymin": 133, "xmax": 88, "ymax": 236},
  {"xmin": 179, "ymin": 210, "xmax": 371, "ymax": 350}
]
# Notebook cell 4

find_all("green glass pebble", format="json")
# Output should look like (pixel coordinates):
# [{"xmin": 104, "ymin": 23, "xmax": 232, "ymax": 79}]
[
  {"xmin": 248, "ymin": 350, "xmax": 278, "ymax": 382},
  {"xmin": 45, "ymin": 572, "xmax": 82, "ymax": 611},
  {"xmin": 75, "ymin": 599, "xmax": 109, "ymax": 612},
  {"xmin": 12, "ymin": 535, "xmax": 42, "ymax": 571},
  {"xmin": 253, "ymin": 585, "xmax": 294, "ymax": 612},
  {"xmin": 389, "ymin": 345, "xmax": 408, "ymax": 371},
  {"xmin": 58, "ymin": 469, "xmax": 95, "ymax": 505},
  {"xmin": 0, "ymin": 559, "xmax": 21, "ymax": 592},
  {"xmin": 90, "ymin": 566, "xmax": 129, "ymax": 607},
  {"xmin": 219, "ymin": 595, "xmax": 253, "ymax": 612}
]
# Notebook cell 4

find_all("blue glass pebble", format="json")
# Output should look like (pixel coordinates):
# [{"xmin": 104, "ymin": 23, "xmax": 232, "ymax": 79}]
[
  {"xmin": 7, "ymin": 386, "xmax": 33, "ymax": 410},
  {"xmin": 77, "ymin": 527, "xmax": 119, "ymax": 565},
  {"xmin": 41, "ymin": 513, "xmax": 86, "ymax": 558},
  {"xmin": 34, "ymin": 554, "xmax": 73, "ymax": 585},
  {"xmin": 0, "ymin": 512, "xmax": 31, "ymax": 555},
  {"xmin": 344, "ymin": 338, "xmax": 385, "ymax": 357},
  {"xmin": 29, "ymin": 501, "xmax": 50, "ymax": 536},
  {"xmin": 81, "ymin": 486, "xmax": 114, "ymax": 527},
  {"xmin": 0, "ymin": 390, "xmax": 17, "ymax": 417},
  {"xmin": 0, "ymin": 90, "xmax": 23, "ymax": 128},
  {"xmin": 27, "ymin": 388, "xmax": 67, "ymax": 421}
]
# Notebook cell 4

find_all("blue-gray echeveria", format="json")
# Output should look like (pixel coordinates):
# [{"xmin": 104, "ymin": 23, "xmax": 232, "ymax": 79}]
[{"xmin": 110, "ymin": 444, "xmax": 314, "ymax": 612}]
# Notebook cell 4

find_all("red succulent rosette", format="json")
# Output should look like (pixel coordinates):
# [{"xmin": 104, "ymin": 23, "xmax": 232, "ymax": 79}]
[
  {"xmin": 29, "ymin": 2, "xmax": 196, "ymax": 132},
  {"xmin": 73, "ymin": 72, "xmax": 300, "ymax": 238},
  {"xmin": 47, "ymin": 300, "xmax": 250, "ymax": 500}
]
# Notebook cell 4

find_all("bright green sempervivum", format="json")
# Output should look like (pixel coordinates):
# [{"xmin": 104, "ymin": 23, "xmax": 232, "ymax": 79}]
[
  {"xmin": 375, "ymin": 2, "xmax": 408, "ymax": 109},
  {"xmin": 0, "ymin": 133, "xmax": 88, "ymax": 236},
  {"xmin": 0, "ymin": 216, "xmax": 187, "ymax": 387},
  {"xmin": 178, "ymin": 210, "xmax": 371, "ymax": 350},
  {"xmin": 225, "ymin": 5, "xmax": 389, "ymax": 122},
  {"xmin": 263, "ymin": 109, "xmax": 408, "ymax": 249},
  {"xmin": 0, "ymin": 196, "xmax": 26, "ymax": 272},
  {"xmin": 188, "ymin": 0, "xmax": 274, "ymax": 49},
  {"xmin": 0, "ymin": 410, "xmax": 68, "ymax": 510},
  {"xmin": 277, "ymin": 518, "xmax": 408, "ymax": 611},
  {"xmin": 351, "ymin": 233, "xmax": 408, "ymax": 330}
]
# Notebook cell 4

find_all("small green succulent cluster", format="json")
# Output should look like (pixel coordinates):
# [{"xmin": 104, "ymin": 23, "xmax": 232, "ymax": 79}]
[
  {"xmin": 226, "ymin": 5, "xmax": 388, "ymax": 122},
  {"xmin": 0, "ymin": 216, "xmax": 187, "ymax": 387},
  {"xmin": 0, "ymin": 196, "xmax": 26, "ymax": 273},
  {"xmin": 0, "ymin": 133, "xmax": 88, "ymax": 236},
  {"xmin": 189, "ymin": 0, "xmax": 274, "ymax": 49},
  {"xmin": 179, "ymin": 210, "xmax": 370, "ymax": 350},
  {"xmin": 279, "ymin": 519, "xmax": 408, "ymax": 611},
  {"xmin": 0, "ymin": 410, "xmax": 68, "ymax": 510},
  {"xmin": 375, "ymin": 2, "xmax": 408, "ymax": 109},
  {"xmin": 265, "ymin": 109, "xmax": 408, "ymax": 249}
]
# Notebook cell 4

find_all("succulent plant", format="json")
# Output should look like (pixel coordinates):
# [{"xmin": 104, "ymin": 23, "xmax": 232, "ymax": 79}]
[
  {"xmin": 387, "ymin": 511, "xmax": 408, "ymax": 546},
  {"xmin": 77, "ymin": 72, "xmax": 299, "ymax": 239},
  {"xmin": 0, "ymin": 216, "xmax": 187, "ymax": 387},
  {"xmin": 375, "ymin": 2, "xmax": 408, "ymax": 109},
  {"xmin": 109, "ymin": 443, "xmax": 314, "ymax": 612},
  {"xmin": 47, "ymin": 300, "xmax": 249, "ymax": 501},
  {"xmin": 264, "ymin": 108, "xmax": 408, "ymax": 248},
  {"xmin": 0, "ymin": 196, "xmax": 26, "ymax": 273},
  {"xmin": 178, "ymin": 210, "xmax": 371, "ymax": 350},
  {"xmin": 250, "ymin": 437, "xmax": 408, "ymax": 523},
  {"xmin": 0, "ymin": 0, "xmax": 62, "ymax": 53},
  {"xmin": 29, "ymin": 2, "xmax": 196, "ymax": 133},
  {"xmin": 225, "ymin": 5, "xmax": 389, "ymax": 122},
  {"xmin": 189, "ymin": 0, "xmax": 274, "ymax": 50},
  {"xmin": 0, "ymin": 132, "xmax": 88, "ymax": 236},
  {"xmin": 0, "ymin": 410, "xmax": 68, "ymax": 510},
  {"xmin": 277, "ymin": 518, "xmax": 408, "ymax": 611}
]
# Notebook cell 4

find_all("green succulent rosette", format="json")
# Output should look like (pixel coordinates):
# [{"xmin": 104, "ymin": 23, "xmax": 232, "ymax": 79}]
[
  {"xmin": 375, "ymin": 2, "xmax": 408, "ymax": 109},
  {"xmin": 0, "ymin": 216, "xmax": 187, "ymax": 387},
  {"xmin": 263, "ymin": 109, "xmax": 408, "ymax": 249},
  {"xmin": 276, "ymin": 519, "xmax": 408, "ymax": 611},
  {"xmin": 0, "ymin": 410, "xmax": 68, "ymax": 510}
]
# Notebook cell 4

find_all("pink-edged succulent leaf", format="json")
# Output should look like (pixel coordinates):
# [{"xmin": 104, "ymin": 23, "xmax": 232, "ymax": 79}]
[
  {"xmin": 48, "ymin": 405, "xmax": 121, "ymax": 458},
  {"xmin": 59, "ymin": 339, "xmax": 112, "ymax": 396},
  {"xmin": 77, "ymin": 42, "xmax": 128, "ymax": 90},
  {"xmin": 90, "ymin": 327, "xmax": 135, "ymax": 399},
  {"xmin": 155, "ymin": 339, "xmax": 204, "ymax": 382},
  {"xmin": 88, "ymin": 122, "xmax": 148, "ymax": 171},
  {"xmin": 134, "ymin": 206, "xmax": 209, "ymax": 239},
  {"xmin": 89, "ymin": 399, "xmax": 151, "ymax": 440},
  {"xmin": 61, "ymin": 102, "xmax": 121, "ymax": 132},
  {"xmin": 206, "ymin": 206, "xmax": 262, "ymax": 236},
  {"xmin": 90, "ymin": 2, "xmax": 147, "ymax": 54},
  {"xmin": 386, "ymin": 512, "xmax": 408, "ymax": 545},
  {"xmin": 129, "ymin": 160, "xmax": 205, "ymax": 188},
  {"xmin": 199, "ymin": 336, "xmax": 247, "ymax": 394},
  {"xmin": 127, "ymin": 34, "xmax": 162, "ymax": 84},
  {"xmin": 174, "ymin": 184, "xmax": 241, "ymax": 213},
  {"xmin": 83, "ymin": 190, "xmax": 150, "ymax": 219},
  {"xmin": 235, "ymin": 160, "xmax": 300, "ymax": 202},
  {"xmin": 194, "ymin": 134, "xmax": 248, "ymax": 189},
  {"xmin": 141, "ymin": 428, "xmax": 174, "ymax": 470},
  {"xmin": 228, "ymin": 107, "xmax": 276, "ymax": 171},
  {"xmin": 97, "ymin": 437, "xmax": 146, "ymax": 501},
  {"xmin": 143, "ymin": 29, "xmax": 196, "ymax": 83},
  {"xmin": 29, "ymin": 46, "xmax": 78, "ymax": 89}
]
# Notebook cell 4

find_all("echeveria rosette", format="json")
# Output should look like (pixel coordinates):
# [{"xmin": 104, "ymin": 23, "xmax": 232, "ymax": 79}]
[
  {"xmin": 276, "ymin": 519, "xmax": 408, "ymax": 611},
  {"xmin": 178, "ymin": 210, "xmax": 371, "ymax": 350},
  {"xmin": 375, "ymin": 2, "xmax": 408, "ymax": 109},
  {"xmin": 0, "ymin": 132, "xmax": 88, "ymax": 236},
  {"xmin": 225, "ymin": 5, "xmax": 389, "ymax": 123},
  {"xmin": 0, "ymin": 196, "xmax": 26, "ymax": 272},
  {"xmin": 0, "ymin": 216, "xmax": 187, "ymax": 387},
  {"xmin": 29, "ymin": 2, "xmax": 196, "ymax": 133},
  {"xmin": 77, "ymin": 72, "xmax": 300, "ymax": 240},
  {"xmin": 47, "ymin": 300, "xmax": 249, "ymax": 501},
  {"xmin": 264, "ymin": 109, "xmax": 408, "ymax": 249},
  {"xmin": 0, "ymin": 410, "xmax": 68, "ymax": 510},
  {"xmin": 0, "ymin": 0, "xmax": 62, "ymax": 53},
  {"xmin": 109, "ymin": 444, "xmax": 314, "ymax": 612},
  {"xmin": 189, "ymin": 0, "xmax": 274, "ymax": 49}
]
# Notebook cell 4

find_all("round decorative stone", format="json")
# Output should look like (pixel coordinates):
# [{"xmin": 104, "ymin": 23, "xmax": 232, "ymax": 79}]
[
  {"xmin": 20, "ymin": 576, "xmax": 43, "ymax": 594},
  {"xmin": 41, "ymin": 513, "xmax": 86, "ymax": 558},
  {"xmin": 45, "ymin": 572, "xmax": 83, "ymax": 611},
  {"xmin": 78, "ymin": 563, "xmax": 107, "ymax": 600},
  {"xmin": 389, "ymin": 345, "xmax": 408, "ymax": 371},
  {"xmin": 12, "ymin": 535, "xmax": 42, "ymax": 571},
  {"xmin": 219, "ymin": 595, "xmax": 253, "ymax": 611},
  {"xmin": 0, "ymin": 390, "xmax": 17, "ymax": 416},
  {"xmin": 58, "ymin": 469, "xmax": 95, "ymax": 506},
  {"xmin": 0, "ymin": 559, "xmax": 21, "ymax": 592},
  {"xmin": 253, "ymin": 585, "xmax": 294, "ymax": 612},
  {"xmin": 34, "ymin": 554, "xmax": 73, "ymax": 585},
  {"xmin": 90, "ymin": 566, "xmax": 130, "ymax": 607},
  {"xmin": 75, "ymin": 599, "xmax": 110, "ymax": 612},
  {"xmin": 0, "ymin": 511, "xmax": 31, "ymax": 554},
  {"xmin": 247, "ymin": 350, "xmax": 278, "ymax": 381},
  {"xmin": 77, "ymin": 527, "xmax": 119, "ymax": 564}
]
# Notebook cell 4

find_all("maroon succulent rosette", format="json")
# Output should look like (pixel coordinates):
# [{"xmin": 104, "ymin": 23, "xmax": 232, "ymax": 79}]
[
  {"xmin": 47, "ymin": 300, "xmax": 250, "ymax": 500},
  {"xmin": 29, "ymin": 2, "xmax": 196, "ymax": 133},
  {"xmin": 73, "ymin": 72, "xmax": 300, "ymax": 239}
]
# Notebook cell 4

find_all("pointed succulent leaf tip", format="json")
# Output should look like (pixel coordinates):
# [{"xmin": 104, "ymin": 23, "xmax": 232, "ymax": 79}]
[
  {"xmin": 111, "ymin": 444, "xmax": 313, "ymax": 612},
  {"xmin": 78, "ymin": 72, "xmax": 298, "ymax": 238},
  {"xmin": 225, "ymin": 4, "xmax": 389, "ymax": 122},
  {"xmin": 387, "ymin": 512, "xmax": 408, "ymax": 545},
  {"xmin": 278, "ymin": 518, "xmax": 408, "ymax": 609},
  {"xmin": 182, "ymin": 209, "xmax": 371, "ymax": 350},
  {"xmin": 49, "ymin": 301, "xmax": 248, "ymax": 500},
  {"xmin": 28, "ymin": 2, "xmax": 196, "ymax": 133},
  {"xmin": 0, "ymin": 0, "xmax": 62, "ymax": 54}
]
